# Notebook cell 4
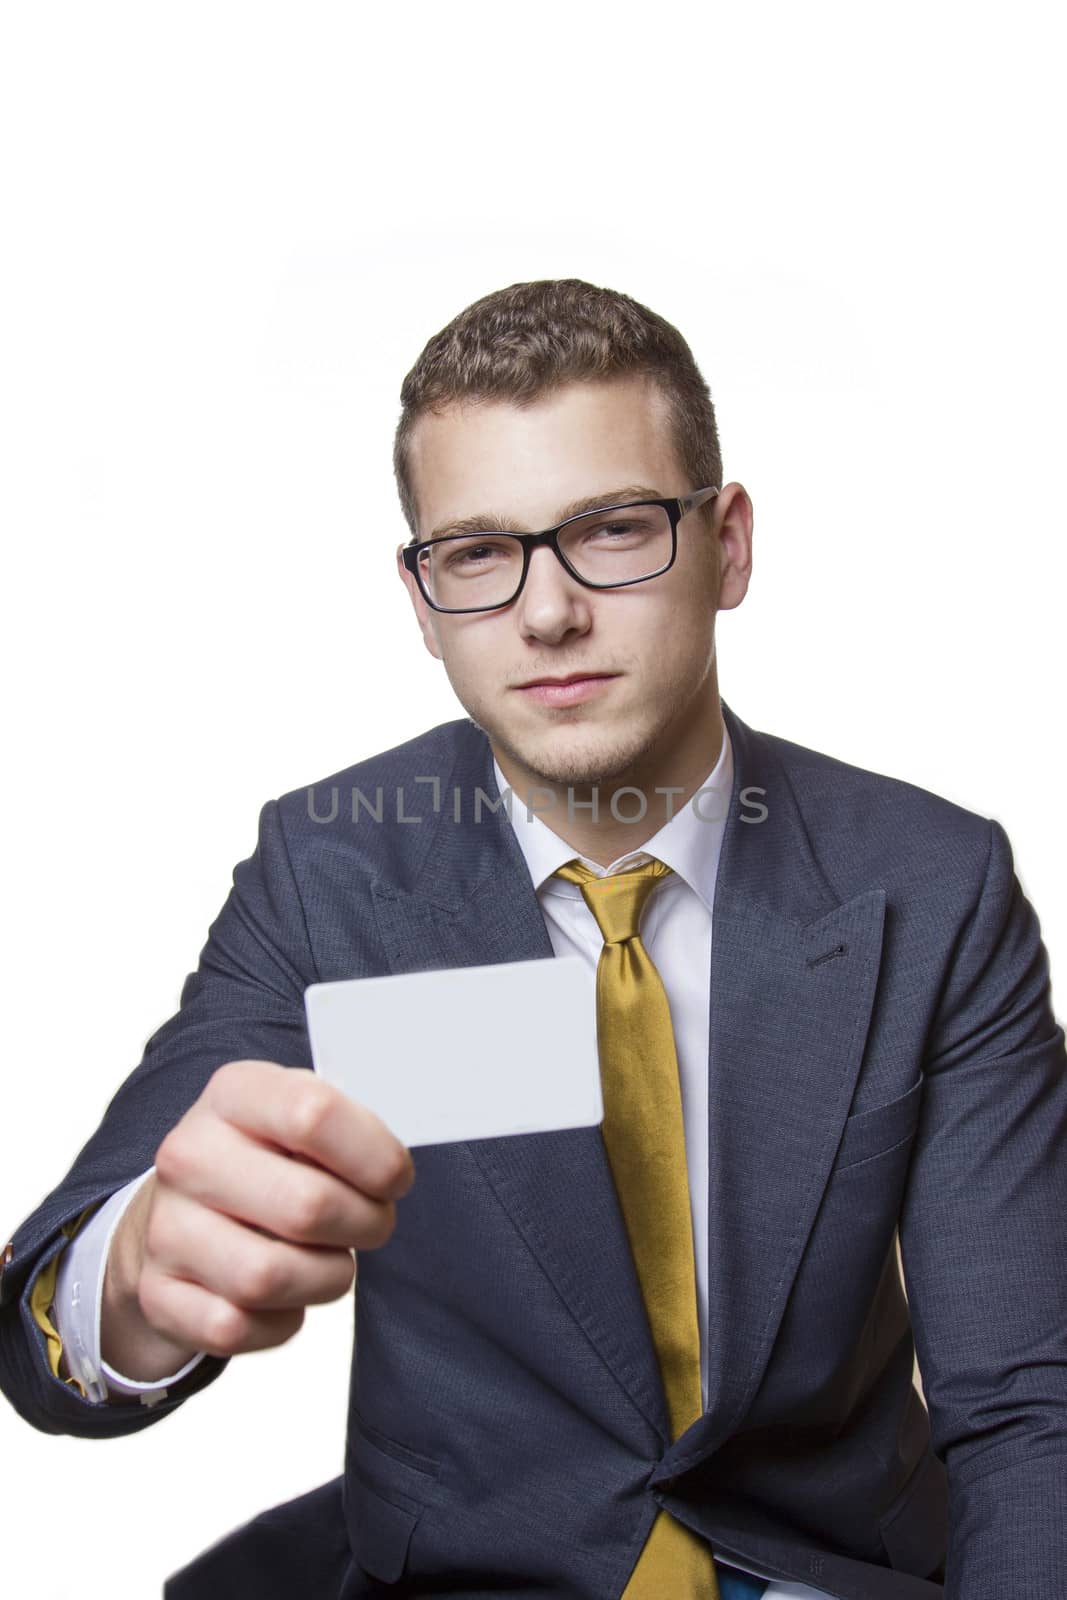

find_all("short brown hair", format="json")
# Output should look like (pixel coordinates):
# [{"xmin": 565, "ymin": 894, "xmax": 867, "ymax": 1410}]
[{"xmin": 393, "ymin": 279, "xmax": 722, "ymax": 535}]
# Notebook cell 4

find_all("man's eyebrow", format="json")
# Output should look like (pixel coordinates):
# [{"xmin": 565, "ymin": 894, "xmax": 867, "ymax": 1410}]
[{"xmin": 425, "ymin": 485, "xmax": 665, "ymax": 541}]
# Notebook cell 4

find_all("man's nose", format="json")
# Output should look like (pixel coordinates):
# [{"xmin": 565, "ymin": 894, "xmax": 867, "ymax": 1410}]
[{"xmin": 514, "ymin": 546, "xmax": 593, "ymax": 643}]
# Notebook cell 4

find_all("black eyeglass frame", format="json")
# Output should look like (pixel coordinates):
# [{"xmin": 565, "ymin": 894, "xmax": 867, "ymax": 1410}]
[{"xmin": 401, "ymin": 485, "xmax": 721, "ymax": 614}]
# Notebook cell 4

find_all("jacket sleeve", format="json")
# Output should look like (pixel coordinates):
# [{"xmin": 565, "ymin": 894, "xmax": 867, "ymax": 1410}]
[
  {"xmin": 899, "ymin": 817, "xmax": 1067, "ymax": 1595},
  {"xmin": 0, "ymin": 798, "xmax": 319, "ymax": 1438}
]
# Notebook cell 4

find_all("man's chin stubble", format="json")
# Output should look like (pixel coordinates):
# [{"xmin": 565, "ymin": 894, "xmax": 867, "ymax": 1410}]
[{"xmin": 476, "ymin": 717, "xmax": 663, "ymax": 792}]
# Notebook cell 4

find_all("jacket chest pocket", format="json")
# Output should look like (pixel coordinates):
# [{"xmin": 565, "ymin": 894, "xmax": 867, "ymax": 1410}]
[{"xmin": 833, "ymin": 1075, "xmax": 924, "ymax": 1173}]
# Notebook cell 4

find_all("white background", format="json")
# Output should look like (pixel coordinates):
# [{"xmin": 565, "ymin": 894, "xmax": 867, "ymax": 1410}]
[{"xmin": 1, "ymin": 4, "xmax": 1064, "ymax": 1596}]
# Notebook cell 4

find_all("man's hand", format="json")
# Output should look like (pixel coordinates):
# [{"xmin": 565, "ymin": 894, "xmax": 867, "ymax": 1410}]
[{"xmin": 100, "ymin": 1060, "xmax": 415, "ymax": 1385}]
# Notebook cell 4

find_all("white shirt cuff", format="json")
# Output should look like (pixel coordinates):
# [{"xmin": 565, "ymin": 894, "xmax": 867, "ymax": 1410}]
[{"xmin": 52, "ymin": 1168, "xmax": 206, "ymax": 1405}]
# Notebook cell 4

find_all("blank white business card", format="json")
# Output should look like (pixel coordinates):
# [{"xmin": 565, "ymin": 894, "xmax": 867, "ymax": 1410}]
[{"xmin": 305, "ymin": 956, "xmax": 601, "ymax": 1148}]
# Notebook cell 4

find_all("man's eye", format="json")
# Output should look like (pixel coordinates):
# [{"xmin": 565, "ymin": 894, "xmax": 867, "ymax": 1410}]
[
  {"xmin": 443, "ymin": 541, "xmax": 513, "ymax": 570},
  {"xmin": 587, "ymin": 519, "xmax": 647, "ymax": 540}
]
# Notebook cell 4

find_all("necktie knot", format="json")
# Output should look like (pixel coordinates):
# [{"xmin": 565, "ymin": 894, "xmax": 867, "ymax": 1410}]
[{"xmin": 555, "ymin": 858, "xmax": 673, "ymax": 946}]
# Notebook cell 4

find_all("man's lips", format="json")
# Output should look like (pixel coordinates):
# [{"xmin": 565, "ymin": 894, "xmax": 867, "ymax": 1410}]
[
  {"xmin": 515, "ymin": 672, "xmax": 615, "ymax": 688},
  {"xmin": 513, "ymin": 673, "xmax": 618, "ymax": 707}
]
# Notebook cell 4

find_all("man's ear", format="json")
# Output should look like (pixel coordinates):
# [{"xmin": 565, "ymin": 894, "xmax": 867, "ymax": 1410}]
[
  {"xmin": 396, "ymin": 545, "xmax": 444, "ymax": 661},
  {"xmin": 712, "ymin": 483, "xmax": 754, "ymax": 613}
]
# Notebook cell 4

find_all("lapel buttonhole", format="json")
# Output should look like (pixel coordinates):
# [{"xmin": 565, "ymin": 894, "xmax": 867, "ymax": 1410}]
[{"xmin": 807, "ymin": 942, "xmax": 848, "ymax": 970}]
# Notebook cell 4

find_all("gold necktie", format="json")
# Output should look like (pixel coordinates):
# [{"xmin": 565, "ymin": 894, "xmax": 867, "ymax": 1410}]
[{"xmin": 555, "ymin": 859, "xmax": 719, "ymax": 1599}]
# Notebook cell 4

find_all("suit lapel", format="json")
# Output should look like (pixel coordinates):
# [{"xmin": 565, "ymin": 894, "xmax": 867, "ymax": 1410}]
[
  {"xmin": 657, "ymin": 706, "xmax": 887, "ymax": 1475},
  {"xmin": 370, "ymin": 710, "xmax": 887, "ymax": 1455},
  {"xmin": 371, "ymin": 724, "xmax": 668, "ymax": 1437}
]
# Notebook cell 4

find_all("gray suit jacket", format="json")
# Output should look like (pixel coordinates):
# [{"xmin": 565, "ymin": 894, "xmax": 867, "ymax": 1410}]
[{"xmin": 2, "ymin": 702, "xmax": 1065, "ymax": 1599}]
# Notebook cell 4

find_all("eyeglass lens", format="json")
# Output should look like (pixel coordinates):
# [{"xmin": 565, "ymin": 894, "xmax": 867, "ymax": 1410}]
[{"xmin": 417, "ymin": 504, "xmax": 673, "ymax": 610}]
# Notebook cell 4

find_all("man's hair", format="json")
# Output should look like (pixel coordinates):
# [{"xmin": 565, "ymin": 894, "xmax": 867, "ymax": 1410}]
[{"xmin": 393, "ymin": 279, "xmax": 722, "ymax": 536}]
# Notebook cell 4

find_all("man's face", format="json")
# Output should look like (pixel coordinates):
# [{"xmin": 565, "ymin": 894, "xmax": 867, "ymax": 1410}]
[{"xmin": 398, "ymin": 376, "xmax": 751, "ymax": 795}]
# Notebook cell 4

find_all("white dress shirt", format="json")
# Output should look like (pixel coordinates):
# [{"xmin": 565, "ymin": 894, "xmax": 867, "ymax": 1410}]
[
  {"xmin": 52, "ymin": 1167, "xmax": 201, "ymax": 1404},
  {"xmin": 53, "ymin": 716, "xmax": 833, "ymax": 1596}
]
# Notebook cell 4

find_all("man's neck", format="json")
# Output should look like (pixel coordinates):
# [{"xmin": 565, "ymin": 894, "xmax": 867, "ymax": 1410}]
[{"xmin": 493, "ymin": 707, "xmax": 726, "ymax": 868}]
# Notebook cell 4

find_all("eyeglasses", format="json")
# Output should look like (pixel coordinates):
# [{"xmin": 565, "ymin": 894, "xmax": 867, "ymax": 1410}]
[{"xmin": 401, "ymin": 486, "xmax": 720, "ymax": 614}]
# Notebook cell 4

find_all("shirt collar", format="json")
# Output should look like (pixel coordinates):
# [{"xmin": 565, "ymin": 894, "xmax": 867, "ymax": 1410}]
[{"xmin": 495, "ymin": 718, "xmax": 733, "ymax": 915}]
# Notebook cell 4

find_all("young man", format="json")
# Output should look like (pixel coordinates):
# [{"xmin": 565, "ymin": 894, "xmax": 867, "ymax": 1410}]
[{"xmin": 1, "ymin": 280, "xmax": 1065, "ymax": 1599}]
